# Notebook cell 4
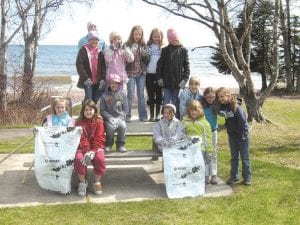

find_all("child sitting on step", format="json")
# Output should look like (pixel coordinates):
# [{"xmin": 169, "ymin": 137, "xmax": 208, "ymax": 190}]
[
  {"xmin": 43, "ymin": 97, "xmax": 75, "ymax": 126},
  {"xmin": 74, "ymin": 100, "xmax": 106, "ymax": 196},
  {"xmin": 100, "ymin": 75, "xmax": 128, "ymax": 153},
  {"xmin": 153, "ymin": 104, "xmax": 185, "ymax": 152}
]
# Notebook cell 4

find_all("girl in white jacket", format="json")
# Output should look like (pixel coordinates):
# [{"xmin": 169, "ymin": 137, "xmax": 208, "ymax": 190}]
[{"xmin": 153, "ymin": 104, "xmax": 185, "ymax": 152}]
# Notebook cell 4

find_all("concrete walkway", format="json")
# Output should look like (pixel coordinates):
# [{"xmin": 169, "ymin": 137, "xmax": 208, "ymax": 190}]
[
  {"xmin": 0, "ymin": 153, "xmax": 232, "ymax": 208},
  {"xmin": 0, "ymin": 116, "xmax": 154, "ymax": 141},
  {"xmin": 0, "ymin": 118, "xmax": 232, "ymax": 208}
]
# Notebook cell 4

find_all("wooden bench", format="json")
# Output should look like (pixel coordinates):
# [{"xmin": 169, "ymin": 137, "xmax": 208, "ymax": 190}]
[
  {"xmin": 108, "ymin": 132, "xmax": 161, "ymax": 161},
  {"xmin": 41, "ymin": 96, "xmax": 161, "ymax": 160}
]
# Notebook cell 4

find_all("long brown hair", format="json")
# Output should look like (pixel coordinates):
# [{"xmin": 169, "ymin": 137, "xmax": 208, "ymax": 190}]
[
  {"xmin": 126, "ymin": 25, "xmax": 146, "ymax": 47},
  {"xmin": 201, "ymin": 87, "xmax": 219, "ymax": 115},
  {"xmin": 147, "ymin": 28, "xmax": 164, "ymax": 47},
  {"xmin": 78, "ymin": 99, "xmax": 102, "ymax": 121}
]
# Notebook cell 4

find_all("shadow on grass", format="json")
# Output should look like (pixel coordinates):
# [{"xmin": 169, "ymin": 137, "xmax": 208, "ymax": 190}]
[{"xmin": 258, "ymin": 143, "xmax": 300, "ymax": 154}]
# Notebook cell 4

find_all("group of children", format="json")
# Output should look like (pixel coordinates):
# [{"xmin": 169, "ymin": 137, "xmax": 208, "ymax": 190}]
[
  {"xmin": 43, "ymin": 23, "xmax": 252, "ymax": 197},
  {"xmin": 76, "ymin": 24, "xmax": 189, "ymax": 122},
  {"xmin": 153, "ymin": 80, "xmax": 252, "ymax": 186},
  {"xmin": 45, "ymin": 81, "xmax": 251, "ymax": 197}
]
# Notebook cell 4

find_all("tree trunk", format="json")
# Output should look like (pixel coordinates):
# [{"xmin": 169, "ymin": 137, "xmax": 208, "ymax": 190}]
[
  {"xmin": 297, "ymin": 58, "xmax": 300, "ymax": 92},
  {"xmin": 0, "ymin": 46, "xmax": 7, "ymax": 112},
  {"xmin": 21, "ymin": 42, "xmax": 34, "ymax": 102},
  {"xmin": 280, "ymin": 0, "xmax": 294, "ymax": 92},
  {"xmin": 260, "ymin": 69, "xmax": 268, "ymax": 91},
  {"xmin": 0, "ymin": 0, "xmax": 8, "ymax": 112},
  {"xmin": 239, "ymin": 84, "xmax": 265, "ymax": 123},
  {"xmin": 140, "ymin": 0, "xmax": 279, "ymax": 123},
  {"xmin": 20, "ymin": 0, "xmax": 41, "ymax": 102}
]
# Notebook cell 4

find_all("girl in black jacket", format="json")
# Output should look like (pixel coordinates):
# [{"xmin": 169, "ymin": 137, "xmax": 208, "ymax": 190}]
[{"xmin": 156, "ymin": 28, "xmax": 190, "ymax": 118}]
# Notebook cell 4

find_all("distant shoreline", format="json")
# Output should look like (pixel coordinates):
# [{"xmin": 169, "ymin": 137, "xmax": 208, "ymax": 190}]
[{"xmin": 8, "ymin": 75, "xmax": 245, "ymax": 97}]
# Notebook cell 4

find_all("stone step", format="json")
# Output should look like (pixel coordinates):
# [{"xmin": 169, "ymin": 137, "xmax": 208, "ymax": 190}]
[{"xmin": 105, "ymin": 150, "xmax": 161, "ymax": 159}]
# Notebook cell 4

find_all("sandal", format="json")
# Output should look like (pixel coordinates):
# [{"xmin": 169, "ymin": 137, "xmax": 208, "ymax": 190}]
[{"xmin": 94, "ymin": 181, "xmax": 102, "ymax": 195}]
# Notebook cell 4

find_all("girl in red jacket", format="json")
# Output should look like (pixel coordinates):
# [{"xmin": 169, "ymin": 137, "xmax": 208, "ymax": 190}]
[{"xmin": 74, "ymin": 100, "xmax": 106, "ymax": 196}]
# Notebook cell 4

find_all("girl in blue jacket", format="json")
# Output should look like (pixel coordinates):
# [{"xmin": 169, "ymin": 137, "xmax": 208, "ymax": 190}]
[
  {"xmin": 202, "ymin": 87, "xmax": 218, "ymax": 184},
  {"xmin": 216, "ymin": 87, "xmax": 251, "ymax": 186}
]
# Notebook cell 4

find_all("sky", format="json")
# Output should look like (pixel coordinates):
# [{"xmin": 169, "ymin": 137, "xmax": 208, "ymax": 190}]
[{"xmin": 39, "ymin": 0, "xmax": 217, "ymax": 47}]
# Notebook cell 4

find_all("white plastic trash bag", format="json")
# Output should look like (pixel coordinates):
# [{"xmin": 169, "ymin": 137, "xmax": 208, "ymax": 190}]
[
  {"xmin": 34, "ymin": 126, "xmax": 82, "ymax": 194},
  {"xmin": 163, "ymin": 137, "xmax": 205, "ymax": 198}
]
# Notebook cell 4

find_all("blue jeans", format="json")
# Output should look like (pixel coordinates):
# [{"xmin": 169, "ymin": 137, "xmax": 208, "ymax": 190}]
[
  {"xmin": 105, "ymin": 119, "xmax": 126, "ymax": 148},
  {"xmin": 84, "ymin": 84, "xmax": 102, "ymax": 103},
  {"xmin": 127, "ymin": 75, "xmax": 147, "ymax": 119},
  {"xmin": 163, "ymin": 87, "xmax": 180, "ymax": 118},
  {"xmin": 228, "ymin": 134, "xmax": 251, "ymax": 181}
]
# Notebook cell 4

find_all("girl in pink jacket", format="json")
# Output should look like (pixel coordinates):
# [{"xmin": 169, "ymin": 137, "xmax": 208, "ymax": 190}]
[{"xmin": 103, "ymin": 31, "xmax": 134, "ymax": 91}]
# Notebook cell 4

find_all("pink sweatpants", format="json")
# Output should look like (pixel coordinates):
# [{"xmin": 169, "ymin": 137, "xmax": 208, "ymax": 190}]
[{"xmin": 74, "ymin": 150, "xmax": 106, "ymax": 176}]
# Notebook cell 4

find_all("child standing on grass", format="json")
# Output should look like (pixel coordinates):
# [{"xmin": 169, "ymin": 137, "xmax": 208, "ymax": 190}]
[
  {"xmin": 74, "ymin": 100, "xmax": 106, "ymax": 196},
  {"xmin": 146, "ymin": 28, "xmax": 164, "ymax": 122},
  {"xmin": 103, "ymin": 31, "xmax": 134, "ymax": 92},
  {"xmin": 202, "ymin": 87, "xmax": 218, "ymax": 184},
  {"xmin": 216, "ymin": 87, "xmax": 251, "ymax": 186},
  {"xmin": 43, "ymin": 97, "xmax": 75, "ymax": 126},
  {"xmin": 124, "ymin": 25, "xmax": 149, "ymax": 122},
  {"xmin": 156, "ymin": 28, "xmax": 190, "ymax": 118},
  {"xmin": 153, "ymin": 104, "xmax": 185, "ymax": 152},
  {"xmin": 179, "ymin": 76, "xmax": 202, "ymax": 120},
  {"xmin": 182, "ymin": 100, "xmax": 213, "ymax": 184},
  {"xmin": 100, "ymin": 76, "xmax": 128, "ymax": 153}
]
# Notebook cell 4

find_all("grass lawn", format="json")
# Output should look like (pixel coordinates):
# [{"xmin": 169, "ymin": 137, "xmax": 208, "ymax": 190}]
[{"xmin": 0, "ymin": 97, "xmax": 299, "ymax": 225}]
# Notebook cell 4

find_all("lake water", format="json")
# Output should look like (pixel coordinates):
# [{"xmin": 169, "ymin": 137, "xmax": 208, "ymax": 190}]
[{"xmin": 7, "ymin": 45, "xmax": 262, "ymax": 90}]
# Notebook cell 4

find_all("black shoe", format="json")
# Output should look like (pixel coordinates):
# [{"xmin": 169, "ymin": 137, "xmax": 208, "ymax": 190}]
[
  {"xmin": 210, "ymin": 175, "xmax": 218, "ymax": 185},
  {"xmin": 205, "ymin": 176, "xmax": 210, "ymax": 184},
  {"xmin": 226, "ymin": 179, "xmax": 239, "ymax": 185},
  {"xmin": 149, "ymin": 117, "xmax": 155, "ymax": 122},
  {"xmin": 154, "ymin": 115, "xmax": 161, "ymax": 122}
]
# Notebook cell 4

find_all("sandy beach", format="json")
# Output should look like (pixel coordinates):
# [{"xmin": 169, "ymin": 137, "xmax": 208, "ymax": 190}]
[{"xmin": 31, "ymin": 75, "xmax": 243, "ymax": 100}]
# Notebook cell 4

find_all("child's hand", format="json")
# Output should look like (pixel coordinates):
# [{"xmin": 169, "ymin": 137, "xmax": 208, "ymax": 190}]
[
  {"xmin": 226, "ymin": 111, "xmax": 234, "ymax": 118},
  {"xmin": 84, "ymin": 78, "xmax": 93, "ymax": 87},
  {"xmin": 179, "ymin": 80, "xmax": 187, "ymax": 89},
  {"xmin": 219, "ymin": 110, "xmax": 227, "ymax": 117},
  {"xmin": 33, "ymin": 127, "xmax": 38, "ymax": 135},
  {"xmin": 131, "ymin": 43, "xmax": 139, "ymax": 53},
  {"xmin": 167, "ymin": 139, "xmax": 176, "ymax": 147},
  {"xmin": 242, "ymin": 131, "xmax": 248, "ymax": 140},
  {"xmin": 107, "ymin": 46, "xmax": 114, "ymax": 53},
  {"xmin": 219, "ymin": 110, "xmax": 234, "ymax": 119},
  {"xmin": 98, "ymin": 80, "xmax": 106, "ymax": 91},
  {"xmin": 157, "ymin": 79, "xmax": 164, "ymax": 87},
  {"xmin": 205, "ymin": 152, "xmax": 212, "ymax": 164},
  {"xmin": 122, "ymin": 46, "xmax": 131, "ymax": 54},
  {"xmin": 112, "ymin": 43, "xmax": 120, "ymax": 50},
  {"xmin": 81, "ymin": 151, "xmax": 95, "ymax": 166},
  {"xmin": 140, "ymin": 47, "xmax": 148, "ymax": 56},
  {"xmin": 109, "ymin": 118, "xmax": 118, "ymax": 129}
]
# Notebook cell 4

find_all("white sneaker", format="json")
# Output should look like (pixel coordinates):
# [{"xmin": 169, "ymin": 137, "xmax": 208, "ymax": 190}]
[
  {"xmin": 118, "ymin": 146, "xmax": 127, "ymax": 153},
  {"xmin": 104, "ymin": 147, "xmax": 111, "ymax": 152},
  {"xmin": 78, "ymin": 182, "xmax": 88, "ymax": 197},
  {"xmin": 94, "ymin": 181, "xmax": 102, "ymax": 195}
]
